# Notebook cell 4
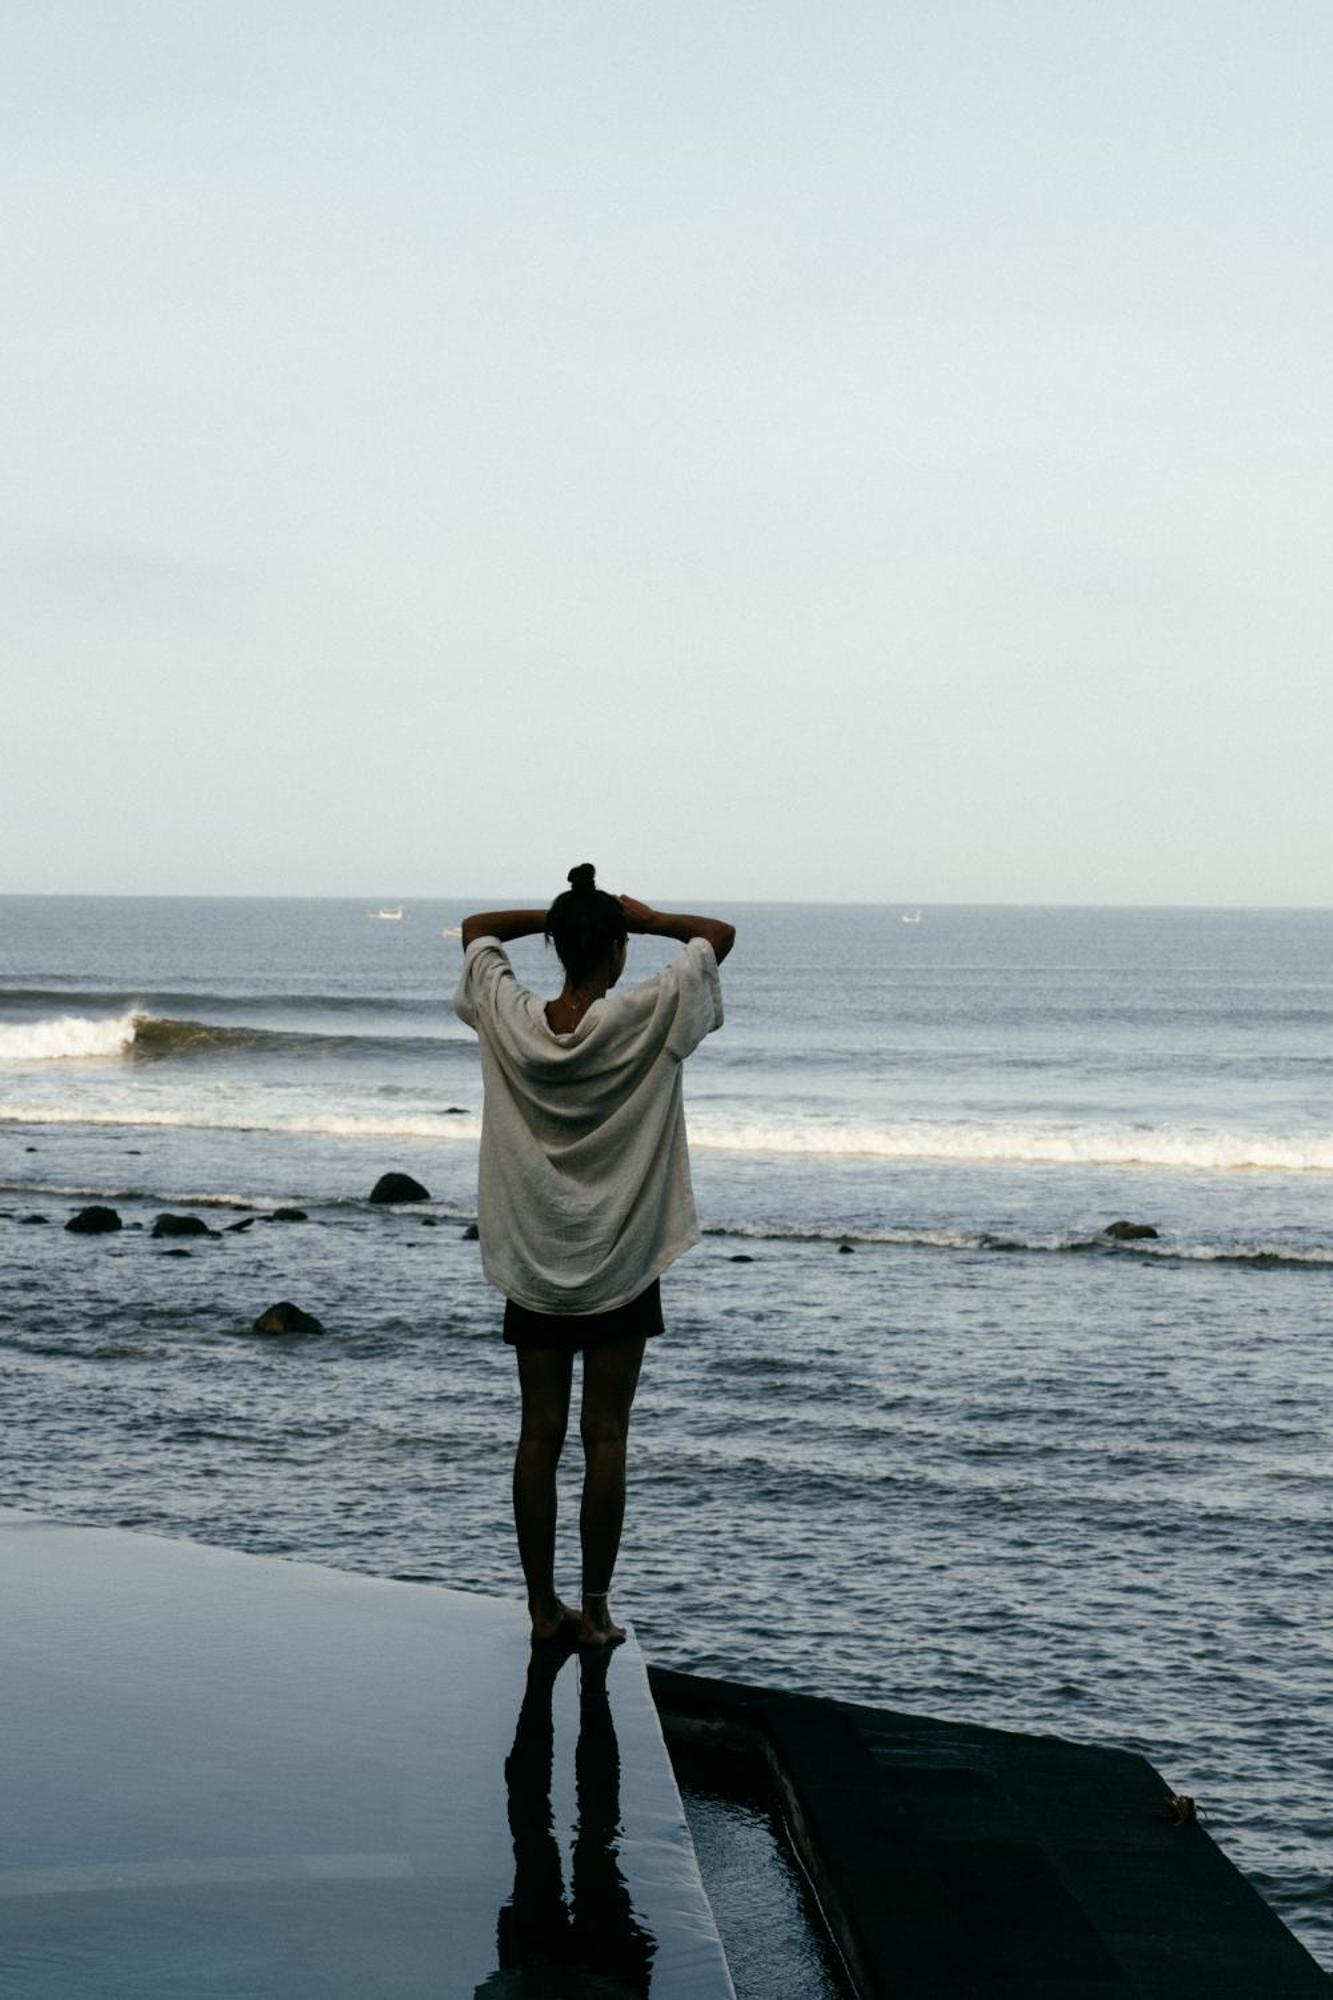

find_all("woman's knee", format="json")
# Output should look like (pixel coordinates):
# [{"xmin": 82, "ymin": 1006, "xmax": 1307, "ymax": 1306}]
[
  {"xmin": 580, "ymin": 1334, "xmax": 645, "ymax": 1453},
  {"xmin": 515, "ymin": 1346, "xmax": 573, "ymax": 1452},
  {"xmin": 580, "ymin": 1411, "xmax": 629, "ymax": 1453},
  {"xmin": 519, "ymin": 1416, "xmax": 567, "ymax": 1453}
]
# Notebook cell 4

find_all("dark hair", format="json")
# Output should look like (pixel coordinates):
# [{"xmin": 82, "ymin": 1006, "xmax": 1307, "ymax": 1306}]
[{"xmin": 545, "ymin": 863, "xmax": 628, "ymax": 983}]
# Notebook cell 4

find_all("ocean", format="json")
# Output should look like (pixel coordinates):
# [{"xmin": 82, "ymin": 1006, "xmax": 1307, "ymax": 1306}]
[{"xmin": 1, "ymin": 895, "xmax": 1329, "ymax": 1968}]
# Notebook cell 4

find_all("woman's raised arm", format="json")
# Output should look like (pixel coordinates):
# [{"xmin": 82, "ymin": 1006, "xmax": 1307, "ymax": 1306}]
[
  {"xmin": 619, "ymin": 896, "xmax": 736, "ymax": 965},
  {"xmin": 459, "ymin": 909, "xmax": 550, "ymax": 950}
]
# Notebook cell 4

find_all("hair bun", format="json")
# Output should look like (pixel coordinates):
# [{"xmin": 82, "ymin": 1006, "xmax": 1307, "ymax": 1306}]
[{"xmin": 567, "ymin": 863, "xmax": 597, "ymax": 895}]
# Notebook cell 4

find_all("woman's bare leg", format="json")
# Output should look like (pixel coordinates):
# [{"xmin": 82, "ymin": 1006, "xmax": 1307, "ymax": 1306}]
[
  {"xmin": 578, "ymin": 1334, "xmax": 646, "ymax": 1646},
  {"xmin": 514, "ymin": 1346, "xmax": 577, "ymax": 1639}
]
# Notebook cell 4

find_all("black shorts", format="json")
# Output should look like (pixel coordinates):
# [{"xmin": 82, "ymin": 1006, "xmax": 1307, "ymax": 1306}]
[{"xmin": 503, "ymin": 1279, "xmax": 664, "ymax": 1354}]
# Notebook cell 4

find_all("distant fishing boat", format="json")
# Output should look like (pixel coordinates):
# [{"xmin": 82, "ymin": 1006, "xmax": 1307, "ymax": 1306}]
[
  {"xmin": 900, "ymin": 911, "xmax": 922, "ymax": 924},
  {"xmin": 371, "ymin": 906, "xmax": 404, "ymax": 921},
  {"xmin": 441, "ymin": 925, "xmax": 462, "ymax": 938}
]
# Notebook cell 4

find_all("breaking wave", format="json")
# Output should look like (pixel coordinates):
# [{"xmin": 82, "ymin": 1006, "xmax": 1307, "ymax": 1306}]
[
  {"xmin": 0, "ymin": 1014, "xmax": 138, "ymax": 1061},
  {"xmin": 0, "ymin": 1012, "xmax": 470, "ymax": 1064}
]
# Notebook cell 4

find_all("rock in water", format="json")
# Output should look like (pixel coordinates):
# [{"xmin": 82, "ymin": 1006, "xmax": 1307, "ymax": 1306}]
[
  {"xmin": 369, "ymin": 1173, "xmax": 431, "ymax": 1204},
  {"xmin": 253, "ymin": 1301, "xmax": 324, "ymax": 1336},
  {"xmin": 838, "ymin": 1242, "xmax": 856, "ymax": 1254},
  {"xmin": 19, "ymin": 1214, "xmax": 50, "ymax": 1226},
  {"xmin": 271, "ymin": 1208, "xmax": 309, "ymax": 1223},
  {"xmin": 1104, "ymin": 1219, "xmax": 1159, "ymax": 1241},
  {"xmin": 152, "ymin": 1214, "xmax": 217, "ymax": 1239},
  {"xmin": 462, "ymin": 1223, "xmax": 480, "ymax": 1241},
  {"xmin": 226, "ymin": 1217, "xmax": 257, "ymax": 1233},
  {"xmin": 65, "ymin": 1206, "xmax": 123, "ymax": 1234}
]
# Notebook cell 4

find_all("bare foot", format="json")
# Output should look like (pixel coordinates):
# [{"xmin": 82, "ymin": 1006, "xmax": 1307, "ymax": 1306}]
[
  {"xmin": 579, "ymin": 1592, "xmax": 626, "ymax": 1649},
  {"xmin": 529, "ymin": 1597, "xmax": 580, "ymax": 1644}
]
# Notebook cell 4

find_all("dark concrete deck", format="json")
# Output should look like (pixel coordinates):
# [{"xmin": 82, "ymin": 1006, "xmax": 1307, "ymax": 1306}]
[
  {"xmin": 650, "ymin": 1667, "xmax": 1330, "ymax": 1999},
  {"xmin": 0, "ymin": 1510, "xmax": 734, "ymax": 1998}
]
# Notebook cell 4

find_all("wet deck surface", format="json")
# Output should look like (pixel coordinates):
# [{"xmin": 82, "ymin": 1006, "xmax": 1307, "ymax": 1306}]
[{"xmin": 0, "ymin": 1510, "xmax": 733, "ymax": 1998}]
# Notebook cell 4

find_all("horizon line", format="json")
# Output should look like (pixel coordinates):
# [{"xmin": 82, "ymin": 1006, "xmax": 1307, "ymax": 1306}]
[{"xmin": 1, "ymin": 891, "xmax": 1331, "ymax": 914}]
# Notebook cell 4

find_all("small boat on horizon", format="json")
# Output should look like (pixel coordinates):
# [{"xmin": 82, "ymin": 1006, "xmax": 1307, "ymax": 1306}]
[
  {"xmin": 441, "ymin": 924, "xmax": 462, "ymax": 938},
  {"xmin": 900, "ymin": 910, "xmax": 922, "ymax": 924},
  {"xmin": 371, "ymin": 906, "xmax": 405, "ymax": 921}
]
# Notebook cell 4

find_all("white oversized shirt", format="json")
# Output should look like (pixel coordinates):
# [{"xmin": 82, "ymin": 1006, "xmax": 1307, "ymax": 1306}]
[{"xmin": 453, "ymin": 935, "xmax": 723, "ymax": 1313}]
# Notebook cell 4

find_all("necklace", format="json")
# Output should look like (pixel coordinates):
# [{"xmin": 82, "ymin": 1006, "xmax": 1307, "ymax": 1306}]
[{"xmin": 548, "ymin": 987, "xmax": 598, "ymax": 1029}]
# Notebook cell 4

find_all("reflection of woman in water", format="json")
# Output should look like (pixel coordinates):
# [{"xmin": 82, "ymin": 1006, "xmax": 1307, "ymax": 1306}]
[
  {"xmin": 475, "ymin": 1645, "xmax": 656, "ymax": 1997},
  {"xmin": 455, "ymin": 867, "xmax": 734, "ymax": 1647}
]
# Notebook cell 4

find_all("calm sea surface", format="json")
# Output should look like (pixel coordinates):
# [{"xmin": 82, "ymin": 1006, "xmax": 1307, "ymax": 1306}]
[{"xmin": 1, "ymin": 896, "xmax": 1329, "ymax": 1967}]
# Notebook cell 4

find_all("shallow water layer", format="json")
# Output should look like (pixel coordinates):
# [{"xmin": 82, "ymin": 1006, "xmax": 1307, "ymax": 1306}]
[{"xmin": 1, "ymin": 897, "xmax": 1330, "ymax": 1969}]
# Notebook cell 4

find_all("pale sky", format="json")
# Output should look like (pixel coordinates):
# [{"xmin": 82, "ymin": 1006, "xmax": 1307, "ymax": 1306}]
[{"xmin": 5, "ymin": 3, "xmax": 1330, "ymax": 903}]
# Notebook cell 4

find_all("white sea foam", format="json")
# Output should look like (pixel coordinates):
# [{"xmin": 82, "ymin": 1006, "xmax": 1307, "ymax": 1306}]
[
  {"xmin": 0, "ymin": 1013, "xmax": 138, "ymax": 1062},
  {"xmin": 0, "ymin": 1180, "xmax": 278, "ymax": 1210},
  {"xmin": 2, "ymin": 1094, "xmax": 1332, "ymax": 1174},
  {"xmin": 1168, "ymin": 1242, "xmax": 1333, "ymax": 1265},
  {"xmin": 0, "ymin": 1103, "xmax": 485, "ymax": 1142},
  {"xmin": 687, "ymin": 1116, "xmax": 1333, "ymax": 1173},
  {"xmin": 705, "ymin": 1219, "xmax": 1333, "ymax": 1263},
  {"xmin": 708, "ymin": 1220, "xmax": 1061, "ymax": 1249}
]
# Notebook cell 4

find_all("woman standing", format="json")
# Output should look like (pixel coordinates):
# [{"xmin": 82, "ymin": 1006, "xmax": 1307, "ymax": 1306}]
[{"xmin": 455, "ymin": 866, "xmax": 734, "ymax": 1648}]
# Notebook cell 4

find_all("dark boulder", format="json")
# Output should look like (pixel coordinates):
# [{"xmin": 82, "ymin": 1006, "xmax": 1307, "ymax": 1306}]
[
  {"xmin": 65, "ymin": 1206, "xmax": 122, "ymax": 1235},
  {"xmin": 271, "ymin": 1207, "xmax": 309, "ymax": 1223},
  {"xmin": 369, "ymin": 1172, "xmax": 430, "ymax": 1204},
  {"xmin": 1104, "ymin": 1219, "xmax": 1159, "ymax": 1242},
  {"xmin": 163, "ymin": 1248, "xmax": 192, "ymax": 1258},
  {"xmin": 20, "ymin": 1213, "xmax": 50, "ymax": 1226},
  {"xmin": 226, "ymin": 1217, "xmax": 258, "ymax": 1233},
  {"xmin": 462, "ymin": 1223, "xmax": 480, "ymax": 1241},
  {"xmin": 838, "ymin": 1242, "xmax": 856, "ymax": 1254},
  {"xmin": 152, "ymin": 1213, "xmax": 217, "ymax": 1239},
  {"xmin": 728, "ymin": 1253, "xmax": 755, "ymax": 1263},
  {"xmin": 254, "ymin": 1301, "xmax": 324, "ymax": 1336}
]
